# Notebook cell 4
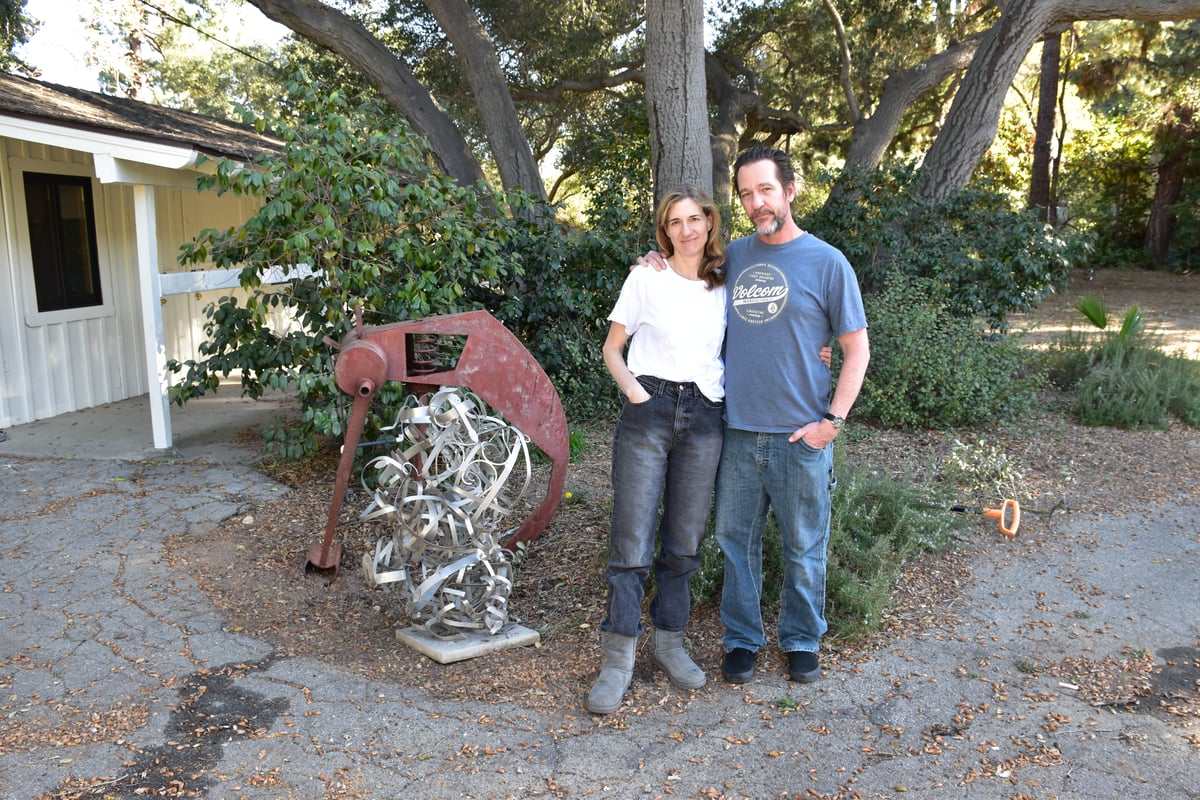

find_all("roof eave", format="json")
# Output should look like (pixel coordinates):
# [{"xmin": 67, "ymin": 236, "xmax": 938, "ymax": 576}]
[{"xmin": 0, "ymin": 114, "xmax": 247, "ymax": 184}]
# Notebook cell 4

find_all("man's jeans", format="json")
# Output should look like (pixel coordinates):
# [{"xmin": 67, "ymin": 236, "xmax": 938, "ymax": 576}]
[
  {"xmin": 715, "ymin": 428, "xmax": 833, "ymax": 654},
  {"xmin": 602, "ymin": 376, "xmax": 724, "ymax": 637}
]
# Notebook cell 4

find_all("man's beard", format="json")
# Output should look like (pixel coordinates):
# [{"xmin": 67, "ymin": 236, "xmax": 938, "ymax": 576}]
[{"xmin": 754, "ymin": 211, "xmax": 784, "ymax": 236}]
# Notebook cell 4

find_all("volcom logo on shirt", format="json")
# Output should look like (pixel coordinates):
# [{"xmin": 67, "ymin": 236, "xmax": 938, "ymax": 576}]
[{"xmin": 731, "ymin": 264, "xmax": 788, "ymax": 324}]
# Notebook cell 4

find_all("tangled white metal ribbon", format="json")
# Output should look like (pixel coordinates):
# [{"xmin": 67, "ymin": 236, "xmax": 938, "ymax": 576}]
[{"xmin": 359, "ymin": 387, "xmax": 532, "ymax": 637}]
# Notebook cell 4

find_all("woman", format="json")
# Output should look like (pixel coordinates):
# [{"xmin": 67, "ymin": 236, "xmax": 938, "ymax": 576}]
[{"xmin": 587, "ymin": 185, "xmax": 728, "ymax": 714}]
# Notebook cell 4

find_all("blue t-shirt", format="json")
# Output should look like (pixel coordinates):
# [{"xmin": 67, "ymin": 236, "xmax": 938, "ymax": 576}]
[{"xmin": 724, "ymin": 232, "xmax": 867, "ymax": 432}]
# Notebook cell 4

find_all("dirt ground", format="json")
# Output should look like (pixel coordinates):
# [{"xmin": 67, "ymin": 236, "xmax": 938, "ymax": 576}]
[{"xmin": 166, "ymin": 266, "xmax": 1200, "ymax": 709}]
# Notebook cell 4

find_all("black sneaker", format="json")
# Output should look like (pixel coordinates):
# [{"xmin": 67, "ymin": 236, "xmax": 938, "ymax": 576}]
[
  {"xmin": 722, "ymin": 647, "xmax": 756, "ymax": 683},
  {"xmin": 787, "ymin": 650, "xmax": 821, "ymax": 683}
]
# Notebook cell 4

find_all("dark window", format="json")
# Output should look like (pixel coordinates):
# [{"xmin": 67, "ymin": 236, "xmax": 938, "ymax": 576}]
[{"xmin": 24, "ymin": 172, "xmax": 103, "ymax": 312}]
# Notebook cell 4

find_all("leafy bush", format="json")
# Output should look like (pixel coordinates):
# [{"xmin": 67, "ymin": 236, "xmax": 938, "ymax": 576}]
[
  {"xmin": 486, "ymin": 204, "xmax": 634, "ymax": 423},
  {"xmin": 516, "ymin": 134, "xmax": 656, "ymax": 422},
  {"xmin": 168, "ymin": 72, "xmax": 631, "ymax": 455},
  {"xmin": 825, "ymin": 467, "xmax": 964, "ymax": 641},
  {"xmin": 1058, "ymin": 118, "xmax": 1158, "ymax": 271},
  {"xmin": 853, "ymin": 277, "xmax": 1044, "ymax": 430},
  {"xmin": 940, "ymin": 436, "xmax": 1024, "ymax": 500},
  {"xmin": 1075, "ymin": 348, "xmax": 1174, "ymax": 429},
  {"xmin": 1039, "ymin": 327, "xmax": 1097, "ymax": 390},
  {"xmin": 804, "ymin": 162, "xmax": 1081, "ymax": 330},
  {"xmin": 169, "ymin": 75, "xmax": 522, "ymax": 454},
  {"xmin": 1167, "ymin": 359, "xmax": 1200, "ymax": 426},
  {"xmin": 1071, "ymin": 339, "xmax": 1200, "ymax": 429}
]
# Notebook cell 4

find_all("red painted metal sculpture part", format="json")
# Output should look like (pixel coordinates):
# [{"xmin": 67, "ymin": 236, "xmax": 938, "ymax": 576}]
[{"xmin": 308, "ymin": 310, "xmax": 569, "ymax": 572}]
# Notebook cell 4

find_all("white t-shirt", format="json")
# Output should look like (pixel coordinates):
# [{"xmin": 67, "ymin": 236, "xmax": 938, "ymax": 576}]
[{"xmin": 607, "ymin": 263, "xmax": 727, "ymax": 402}]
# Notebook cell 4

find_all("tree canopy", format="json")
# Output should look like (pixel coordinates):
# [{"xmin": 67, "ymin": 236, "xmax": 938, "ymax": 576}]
[
  {"xmin": 59, "ymin": 0, "xmax": 1194, "ymax": 448},
  {"xmin": 1, "ymin": 0, "xmax": 37, "ymax": 74},
  {"xmin": 50, "ymin": 0, "xmax": 1200, "ymax": 268}
]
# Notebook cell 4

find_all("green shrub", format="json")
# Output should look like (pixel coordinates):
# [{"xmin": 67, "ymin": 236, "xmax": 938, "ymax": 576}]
[
  {"xmin": 804, "ymin": 162, "xmax": 1082, "ymax": 330},
  {"xmin": 1040, "ymin": 327, "xmax": 1098, "ymax": 390},
  {"xmin": 1041, "ymin": 302, "xmax": 1200, "ymax": 430},
  {"xmin": 941, "ymin": 437, "xmax": 1024, "ymax": 501},
  {"xmin": 169, "ymin": 74, "xmax": 524, "ymax": 455},
  {"xmin": 826, "ymin": 468, "xmax": 964, "ymax": 640},
  {"xmin": 1058, "ymin": 121, "xmax": 1157, "ymax": 271},
  {"xmin": 691, "ymin": 455, "xmax": 966, "ymax": 642},
  {"xmin": 168, "ymin": 72, "xmax": 632, "ymax": 455},
  {"xmin": 1075, "ymin": 353, "xmax": 1172, "ymax": 428},
  {"xmin": 853, "ymin": 277, "xmax": 1044, "ymax": 430},
  {"xmin": 487, "ymin": 213, "xmax": 630, "ymax": 423},
  {"xmin": 1167, "ymin": 357, "xmax": 1200, "ymax": 426},
  {"xmin": 1073, "ymin": 339, "xmax": 1200, "ymax": 429}
]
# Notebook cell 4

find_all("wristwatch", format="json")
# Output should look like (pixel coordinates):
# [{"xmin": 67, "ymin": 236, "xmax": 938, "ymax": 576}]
[{"xmin": 823, "ymin": 412, "xmax": 845, "ymax": 431}]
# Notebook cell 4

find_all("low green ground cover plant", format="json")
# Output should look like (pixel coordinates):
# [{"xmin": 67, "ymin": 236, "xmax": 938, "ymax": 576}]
[
  {"xmin": 1041, "ymin": 298, "xmax": 1200, "ymax": 429},
  {"xmin": 690, "ymin": 451, "xmax": 968, "ymax": 642}
]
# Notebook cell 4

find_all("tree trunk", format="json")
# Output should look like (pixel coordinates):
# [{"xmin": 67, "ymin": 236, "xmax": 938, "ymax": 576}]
[
  {"xmin": 645, "ymin": 0, "xmax": 711, "ymax": 204},
  {"xmin": 705, "ymin": 52, "xmax": 747, "ymax": 208},
  {"xmin": 422, "ymin": 0, "xmax": 548, "ymax": 204},
  {"xmin": 843, "ymin": 36, "xmax": 980, "ymax": 171},
  {"xmin": 1145, "ymin": 158, "xmax": 1184, "ymax": 268},
  {"xmin": 245, "ymin": 0, "xmax": 487, "ymax": 188},
  {"xmin": 1145, "ymin": 106, "xmax": 1195, "ymax": 267},
  {"xmin": 1029, "ymin": 29, "xmax": 1062, "ymax": 222},
  {"xmin": 921, "ymin": 0, "xmax": 1055, "ymax": 203}
]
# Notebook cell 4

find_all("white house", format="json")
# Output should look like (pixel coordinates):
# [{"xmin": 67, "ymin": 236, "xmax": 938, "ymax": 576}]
[{"xmin": 0, "ymin": 73, "xmax": 282, "ymax": 447}]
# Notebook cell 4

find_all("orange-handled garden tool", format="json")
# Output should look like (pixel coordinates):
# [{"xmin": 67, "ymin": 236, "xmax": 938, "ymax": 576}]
[{"xmin": 951, "ymin": 498, "xmax": 1020, "ymax": 537}]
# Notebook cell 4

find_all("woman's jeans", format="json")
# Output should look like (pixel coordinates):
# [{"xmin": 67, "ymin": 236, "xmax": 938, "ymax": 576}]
[
  {"xmin": 715, "ymin": 428, "xmax": 834, "ymax": 654},
  {"xmin": 602, "ymin": 376, "xmax": 724, "ymax": 637}
]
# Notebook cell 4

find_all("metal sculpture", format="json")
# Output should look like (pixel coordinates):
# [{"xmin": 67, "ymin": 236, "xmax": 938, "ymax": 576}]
[
  {"xmin": 308, "ymin": 309, "xmax": 569, "ymax": 578},
  {"xmin": 359, "ymin": 387, "xmax": 529, "ymax": 635}
]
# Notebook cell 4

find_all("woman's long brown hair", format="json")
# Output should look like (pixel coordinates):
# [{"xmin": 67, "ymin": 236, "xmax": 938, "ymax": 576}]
[{"xmin": 654, "ymin": 185, "xmax": 727, "ymax": 290}]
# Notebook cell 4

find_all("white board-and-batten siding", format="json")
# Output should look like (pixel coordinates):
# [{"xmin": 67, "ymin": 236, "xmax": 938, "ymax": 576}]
[{"xmin": 0, "ymin": 137, "xmax": 262, "ymax": 430}]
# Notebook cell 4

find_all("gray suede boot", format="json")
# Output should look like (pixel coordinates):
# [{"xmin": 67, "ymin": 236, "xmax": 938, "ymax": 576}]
[
  {"xmin": 651, "ymin": 627, "xmax": 706, "ymax": 690},
  {"xmin": 585, "ymin": 632, "xmax": 637, "ymax": 714}
]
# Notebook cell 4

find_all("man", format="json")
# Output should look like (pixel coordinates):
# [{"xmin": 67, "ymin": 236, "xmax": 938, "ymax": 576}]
[{"xmin": 646, "ymin": 144, "xmax": 869, "ymax": 684}]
